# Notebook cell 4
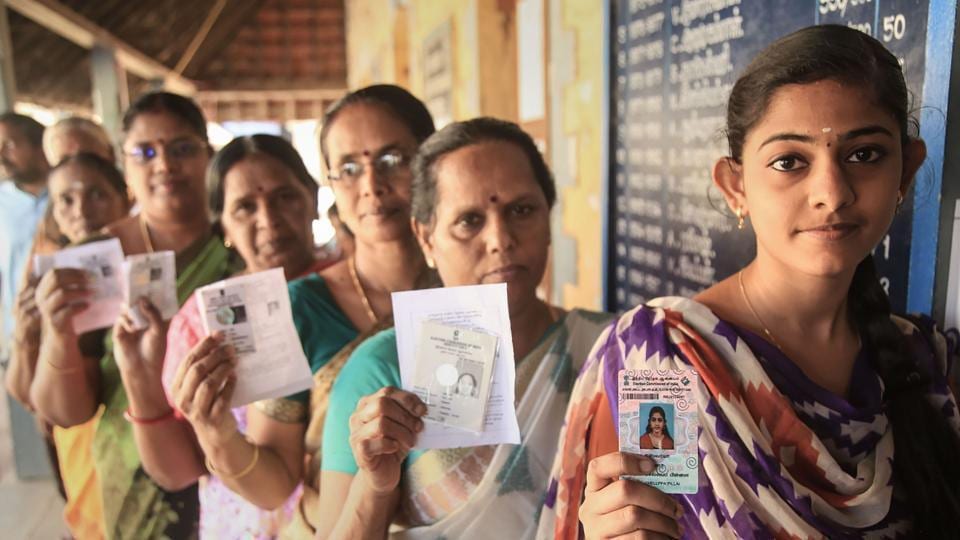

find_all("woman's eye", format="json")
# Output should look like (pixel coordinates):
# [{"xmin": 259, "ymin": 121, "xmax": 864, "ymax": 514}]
[
  {"xmin": 769, "ymin": 155, "xmax": 807, "ymax": 172},
  {"xmin": 456, "ymin": 213, "xmax": 482, "ymax": 228},
  {"xmin": 512, "ymin": 204, "xmax": 535, "ymax": 217},
  {"xmin": 59, "ymin": 195, "xmax": 73, "ymax": 206},
  {"xmin": 847, "ymin": 147, "xmax": 885, "ymax": 163},
  {"xmin": 233, "ymin": 202, "xmax": 256, "ymax": 215}
]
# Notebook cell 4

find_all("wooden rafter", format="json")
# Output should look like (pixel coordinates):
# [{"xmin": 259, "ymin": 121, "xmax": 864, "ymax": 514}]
[
  {"xmin": 173, "ymin": 0, "xmax": 227, "ymax": 76},
  {"xmin": 5, "ymin": 0, "xmax": 196, "ymax": 94}
]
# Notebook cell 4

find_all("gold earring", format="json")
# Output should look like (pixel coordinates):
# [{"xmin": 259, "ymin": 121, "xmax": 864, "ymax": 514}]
[
  {"xmin": 224, "ymin": 239, "xmax": 233, "ymax": 249},
  {"xmin": 735, "ymin": 207, "xmax": 745, "ymax": 230}
]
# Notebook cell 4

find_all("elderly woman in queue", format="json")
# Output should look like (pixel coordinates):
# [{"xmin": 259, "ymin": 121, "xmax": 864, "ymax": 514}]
[{"xmin": 314, "ymin": 118, "xmax": 614, "ymax": 538}]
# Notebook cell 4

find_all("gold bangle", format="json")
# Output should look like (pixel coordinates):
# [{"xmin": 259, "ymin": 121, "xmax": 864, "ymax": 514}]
[{"xmin": 205, "ymin": 441, "xmax": 260, "ymax": 480}]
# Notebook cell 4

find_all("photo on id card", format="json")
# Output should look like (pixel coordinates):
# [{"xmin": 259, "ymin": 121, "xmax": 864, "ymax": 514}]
[
  {"xmin": 201, "ymin": 285, "xmax": 256, "ymax": 355},
  {"xmin": 412, "ymin": 321, "xmax": 498, "ymax": 433},
  {"xmin": 618, "ymin": 369, "xmax": 699, "ymax": 494}
]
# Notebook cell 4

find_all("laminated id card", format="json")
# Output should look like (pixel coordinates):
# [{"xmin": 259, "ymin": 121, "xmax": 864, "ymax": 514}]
[{"xmin": 618, "ymin": 369, "xmax": 699, "ymax": 494}]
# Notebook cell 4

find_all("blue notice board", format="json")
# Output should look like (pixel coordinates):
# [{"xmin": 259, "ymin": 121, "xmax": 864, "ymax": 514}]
[{"xmin": 604, "ymin": 0, "xmax": 958, "ymax": 317}]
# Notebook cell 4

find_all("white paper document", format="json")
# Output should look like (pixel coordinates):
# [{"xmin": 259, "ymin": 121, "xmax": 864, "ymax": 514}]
[
  {"xmin": 123, "ymin": 251, "xmax": 178, "ymax": 329},
  {"xmin": 393, "ymin": 283, "xmax": 520, "ymax": 449},
  {"xmin": 34, "ymin": 238, "xmax": 125, "ymax": 334},
  {"xmin": 195, "ymin": 268, "xmax": 312, "ymax": 407}
]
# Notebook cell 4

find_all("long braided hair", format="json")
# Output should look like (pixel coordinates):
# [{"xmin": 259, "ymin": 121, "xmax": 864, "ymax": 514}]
[{"xmin": 725, "ymin": 25, "xmax": 960, "ymax": 534}]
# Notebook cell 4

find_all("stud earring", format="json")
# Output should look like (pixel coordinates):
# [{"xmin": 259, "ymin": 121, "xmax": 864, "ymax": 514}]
[
  {"xmin": 426, "ymin": 257, "xmax": 435, "ymax": 269},
  {"xmin": 224, "ymin": 239, "xmax": 233, "ymax": 249}
]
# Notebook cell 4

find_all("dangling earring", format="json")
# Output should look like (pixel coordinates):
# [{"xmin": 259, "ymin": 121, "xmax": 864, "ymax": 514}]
[
  {"xmin": 735, "ymin": 207, "xmax": 745, "ymax": 230},
  {"xmin": 224, "ymin": 238, "xmax": 233, "ymax": 249}
]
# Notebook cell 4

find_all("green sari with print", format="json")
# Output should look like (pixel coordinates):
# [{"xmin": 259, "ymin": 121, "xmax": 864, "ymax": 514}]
[{"xmin": 92, "ymin": 235, "xmax": 234, "ymax": 540}]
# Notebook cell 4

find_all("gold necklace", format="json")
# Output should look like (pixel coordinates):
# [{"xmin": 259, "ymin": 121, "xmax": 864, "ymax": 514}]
[
  {"xmin": 738, "ymin": 270, "xmax": 782, "ymax": 350},
  {"xmin": 139, "ymin": 216, "xmax": 155, "ymax": 253},
  {"xmin": 348, "ymin": 256, "xmax": 378, "ymax": 324}
]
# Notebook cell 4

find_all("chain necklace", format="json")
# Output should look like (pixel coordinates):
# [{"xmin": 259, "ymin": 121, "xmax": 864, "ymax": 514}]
[
  {"xmin": 138, "ymin": 216, "xmax": 155, "ymax": 253},
  {"xmin": 738, "ymin": 270, "xmax": 782, "ymax": 350},
  {"xmin": 348, "ymin": 256, "xmax": 378, "ymax": 324}
]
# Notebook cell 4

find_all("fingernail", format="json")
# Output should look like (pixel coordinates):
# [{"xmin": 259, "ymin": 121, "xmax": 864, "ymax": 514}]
[
  {"xmin": 678, "ymin": 524, "xmax": 685, "ymax": 538},
  {"xmin": 415, "ymin": 419, "xmax": 424, "ymax": 432},
  {"xmin": 639, "ymin": 458, "xmax": 655, "ymax": 474},
  {"xmin": 676, "ymin": 504, "xmax": 684, "ymax": 518},
  {"xmin": 416, "ymin": 403, "xmax": 427, "ymax": 416}
]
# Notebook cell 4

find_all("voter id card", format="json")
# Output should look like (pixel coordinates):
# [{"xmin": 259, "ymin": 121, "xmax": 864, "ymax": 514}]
[{"xmin": 618, "ymin": 368, "xmax": 699, "ymax": 494}]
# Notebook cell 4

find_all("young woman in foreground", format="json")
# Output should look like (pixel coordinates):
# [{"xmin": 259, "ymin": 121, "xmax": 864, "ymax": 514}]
[{"xmin": 548, "ymin": 25, "xmax": 960, "ymax": 539}]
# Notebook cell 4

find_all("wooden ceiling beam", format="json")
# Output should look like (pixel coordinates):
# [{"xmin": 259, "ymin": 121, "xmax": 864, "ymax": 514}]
[
  {"xmin": 6, "ymin": 0, "xmax": 196, "ymax": 94},
  {"xmin": 197, "ymin": 86, "xmax": 345, "ymax": 103}
]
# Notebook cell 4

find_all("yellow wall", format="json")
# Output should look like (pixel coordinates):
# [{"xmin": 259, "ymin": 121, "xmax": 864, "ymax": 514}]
[
  {"xmin": 344, "ymin": 0, "xmax": 604, "ymax": 310},
  {"xmin": 557, "ymin": 0, "xmax": 604, "ymax": 310}
]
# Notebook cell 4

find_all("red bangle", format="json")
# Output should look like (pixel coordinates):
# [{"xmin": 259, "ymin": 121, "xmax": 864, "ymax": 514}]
[{"xmin": 123, "ymin": 407, "xmax": 175, "ymax": 425}]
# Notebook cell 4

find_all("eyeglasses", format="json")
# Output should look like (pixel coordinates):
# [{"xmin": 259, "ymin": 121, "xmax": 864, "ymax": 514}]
[
  {"xmin": 327, "ymin": 149, "xmax": 409, "ymax": 182},
  {"xmin": 124, "ymin": 139, "xmax": 205, "ymax": 165}
]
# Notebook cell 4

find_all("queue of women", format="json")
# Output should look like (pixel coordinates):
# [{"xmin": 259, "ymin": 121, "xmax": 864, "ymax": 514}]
[{"xmin": 4, "ymin": 25, "xmax": 959, "ymax": 539}]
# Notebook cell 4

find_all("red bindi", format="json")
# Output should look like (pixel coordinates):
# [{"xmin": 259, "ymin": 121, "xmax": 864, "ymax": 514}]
[{"xmin": 489, "ymin": 195, "xmax": 499, "ymax": 203}]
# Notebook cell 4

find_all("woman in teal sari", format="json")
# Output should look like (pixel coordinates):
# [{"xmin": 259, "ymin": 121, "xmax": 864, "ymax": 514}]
[
  {"xmin": 316, "ymin": 118, "xmax": 613, "ymax": 539},
  {"xmin": 31, "ymin": 92, "xmax": 232, "ymax": 538}
]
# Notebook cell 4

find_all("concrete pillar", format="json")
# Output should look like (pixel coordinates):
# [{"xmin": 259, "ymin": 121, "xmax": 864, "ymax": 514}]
[
  {"xmin": 91, "ymin": 44, "xmax": 126, "ymax": 140},
  {"xmin": 0, "ymin": 6, "xmax": 17, "ymax": 109}
]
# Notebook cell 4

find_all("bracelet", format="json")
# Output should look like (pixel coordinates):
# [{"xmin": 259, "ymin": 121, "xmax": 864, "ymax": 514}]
[
  {"xmin": 45, "ymin": 360, "xmax": 84, "ymax": 373},
  {"xmin": 123, "ymin": 407, "xmax": 175, "ymax": 425},
  {"xmin": 205, "ymin": 441, "xmax": 260, "ymax": 480}
]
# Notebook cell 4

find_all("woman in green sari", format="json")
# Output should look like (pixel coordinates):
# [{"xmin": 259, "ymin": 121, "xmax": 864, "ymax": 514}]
[
  {"xmin": 316, "ymin": 118, "xmax": 613, "ymax": 538},
  {"xmin": 31, "ymin": 92, "xmax": 232, "ymax": 539}
]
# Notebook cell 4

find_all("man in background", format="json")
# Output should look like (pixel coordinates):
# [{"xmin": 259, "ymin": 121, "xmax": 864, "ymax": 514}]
[{"xmin": 0, "ymin": 112, "xmax": 50, "ymax": 368}]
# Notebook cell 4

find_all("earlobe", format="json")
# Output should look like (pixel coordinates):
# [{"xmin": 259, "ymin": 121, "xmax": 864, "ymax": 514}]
[{"xmin": 712, "ymin": 157, "xmax": 747, "ymax": 214}]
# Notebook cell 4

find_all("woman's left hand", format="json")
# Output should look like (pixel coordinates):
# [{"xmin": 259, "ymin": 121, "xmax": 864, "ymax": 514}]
[{"xmin": 13, "ymin": 275, "xmax": 42, "ymax": 345}]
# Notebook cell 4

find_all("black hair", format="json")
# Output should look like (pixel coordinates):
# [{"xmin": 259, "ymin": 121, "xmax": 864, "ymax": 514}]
[
  {"xmin": 726, "ymin": 24, "xmax": 960, "ymax": 534},
  {"xmin": 410, "ymin": 117, "xmax": 556, "ymax": 224},
  {"xmin": 207, "ymin": 134, "xmax": 317, "ymax": 220},
  {"xmin": 0, "ymin": 112, "xmax": 45, "ymax": 148},
  {"xmin": 122, "ymin": 91, "xmax": 208, "ymax": 141},
  {"xmin": 644, "ymin": 406, "xmax": 672, "ymax": 441},
  {"xmin": 50, "ymin": 152, "xmax": 127, "ymax": 196},
  {"xmin": 318, "ymin": 84, "xmax": 435, "ymax": 168}
]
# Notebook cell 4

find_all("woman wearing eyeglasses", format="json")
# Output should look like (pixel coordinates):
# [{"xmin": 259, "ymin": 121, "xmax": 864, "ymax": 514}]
[
  {"xmin": 31, "ymin": 92, "xmax": 233, "ymax": 539},
  {"xmin": 153, "ymin": 85, "xmax": 435, "ymax": 537}
]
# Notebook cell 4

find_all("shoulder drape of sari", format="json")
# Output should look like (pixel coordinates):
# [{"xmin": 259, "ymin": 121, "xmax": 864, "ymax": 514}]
[
  {"xmin": 544, "ymin": 297, "xmax": 960, "ymax": 540},
  {"xmin": 92, "ymin": 236, "xmax": 232, "ymax": 540},
  {"xmin": 388, "ymin": 308, "xmax": 614, "ymax": 540}
]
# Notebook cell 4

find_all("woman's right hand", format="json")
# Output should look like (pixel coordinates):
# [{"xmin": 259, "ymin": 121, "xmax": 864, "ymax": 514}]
[
  {"xmin": 579, "ymin": 452, "xmax": 684, "ymax": 540},
  {"xmin": 348, "ymin": 386, "xmax": 426, "ymax": 494},
  {"xmin": 34, "ymin": 268, "xmax": 92, "ymax": 335},
  {"xmin": 170, "ymin": 333, "xmax": 239, "ymax": 446}
]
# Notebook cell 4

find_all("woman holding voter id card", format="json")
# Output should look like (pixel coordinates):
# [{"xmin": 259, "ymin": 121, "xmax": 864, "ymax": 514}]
[
  {"xmin": 110, "ymin": 134, "xmax": 324, "ymax": 539},
  {"xmin": 548, "ymin": 25, "xmax": 960, "ymax": 539},
  {"xmin": 315, "ymin": 118, "xmax": 614, "ymax": 539},
  {"xmin": 31, "ymin": 92, "xmax": 229, "ymax": 539}
]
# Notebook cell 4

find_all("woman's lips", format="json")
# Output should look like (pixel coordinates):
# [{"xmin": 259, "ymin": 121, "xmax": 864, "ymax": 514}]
[
  {"xmin": 361, "ymin": 206, "xmax": 400, "ymax": 220},
  {"xmin": 484, "ymin": 264, "xmax": 525, "ymax": 282},
  {"xmin": 798, "ymin": 222, "xmax": 860, "ymax": 241}
]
